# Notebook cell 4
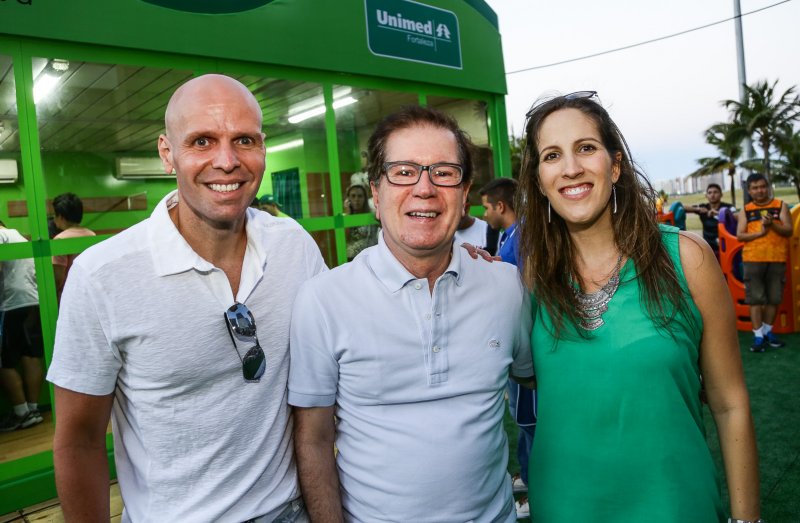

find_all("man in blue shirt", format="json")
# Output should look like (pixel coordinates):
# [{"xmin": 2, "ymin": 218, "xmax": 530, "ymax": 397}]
[
  {"xmin": 480, "ymin": 178, "xmax": 519, "ymax": 265},
  {"xmin": 480, "ymin": 177, "xmax": 534, "ymax": 518}
]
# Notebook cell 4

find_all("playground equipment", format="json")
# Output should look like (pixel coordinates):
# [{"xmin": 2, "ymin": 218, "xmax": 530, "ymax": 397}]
[
  {"xmin": 717, "ymin": 205, "xmax": 800, "ymax": 333},
  {"xmin": 656, "ymin": 202, "xmax": 686, "ymax": 229},
  {"xmin": 669, "ymin": 202, "xmax": 687, "ymax": 230}
]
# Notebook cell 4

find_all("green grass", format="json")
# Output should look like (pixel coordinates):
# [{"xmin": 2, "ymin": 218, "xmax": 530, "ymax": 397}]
[
  {"xmin": 704, "ymin": 331, "xmax": 800, "ymax": 522},
  {"xmin": 506, "ymin": 332, "xmax": 800, "ymax": 522},
  {"xmin": 672, "ymin": 186, "xmax": 800, "ymax": 234}
]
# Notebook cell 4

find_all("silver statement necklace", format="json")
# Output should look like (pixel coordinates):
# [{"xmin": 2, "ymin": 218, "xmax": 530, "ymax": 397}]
[{"xmin": 574, "ymin": 254, "xmax": 624, "ymax": 331}]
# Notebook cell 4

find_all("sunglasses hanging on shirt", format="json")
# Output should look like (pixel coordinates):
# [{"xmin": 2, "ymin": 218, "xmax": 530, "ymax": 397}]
[{"xmin": 224, "ymin": 302, "xmax": 266, "ymax": 383}]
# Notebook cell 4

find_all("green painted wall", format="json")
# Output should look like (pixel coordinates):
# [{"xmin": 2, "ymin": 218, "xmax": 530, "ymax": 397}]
[{"xmin": 0, "ymin": 153, "xmax": 175, "ymax": 236}]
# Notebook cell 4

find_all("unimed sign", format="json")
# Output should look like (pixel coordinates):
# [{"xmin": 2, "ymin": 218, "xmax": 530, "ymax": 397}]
[{"xmin": 365, "ymin": 0, "xmax": 462, "ymax": 69}]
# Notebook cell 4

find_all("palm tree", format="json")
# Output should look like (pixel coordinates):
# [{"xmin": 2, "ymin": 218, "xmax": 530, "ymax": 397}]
[
  {"xmin": 509, "ymin": 134, "xmax": 525, "ymax": 178},
  {"xmin": 724, "ymin": 80, "xmax": 800, "ymax": 182},
  {"xmin": 772, "ymin": 125, "xmax": 800, "ymax": 199},
  {"xmin": 690, "ymin": 122, "xmax": 744, "ymax": 206}
]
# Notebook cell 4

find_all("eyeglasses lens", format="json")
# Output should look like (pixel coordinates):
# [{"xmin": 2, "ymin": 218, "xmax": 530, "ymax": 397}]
[
  {"xmin": 383, "ymin": 162, "xmax": 463, "ymax": 187},
  {"xmin": 224, "ymin": 302, "xmax": 265, "ymax": 382},
  {"xmin": 226, "ymin": 303, "xmax": 256, "ymax": 338},
  {"xmin": 242, "ymin": 345, "xmax": 266, "ymax": 381}
]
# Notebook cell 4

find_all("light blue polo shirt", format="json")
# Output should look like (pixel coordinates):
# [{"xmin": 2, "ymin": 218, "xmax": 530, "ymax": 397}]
[{"xmin": 289, "ymin": 233, "xmax": 533, "ymax": 523}]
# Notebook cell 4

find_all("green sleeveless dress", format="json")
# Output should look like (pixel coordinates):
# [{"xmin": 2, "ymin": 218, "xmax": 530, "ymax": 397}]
[{"xmin": 529, "ymin": 226, "xmax": 724, "ymax": 522}]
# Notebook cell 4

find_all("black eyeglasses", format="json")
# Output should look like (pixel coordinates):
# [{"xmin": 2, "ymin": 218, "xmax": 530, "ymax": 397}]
[
  {"xmin": 382, "ymin": 161, "xmax": 464, "ymax": 187},
  {"xmin": 224, "ymin": 302, "xmax": 266, "ymax": 383},
  {"xmin": 525, "ymin": 90, "xmax": 598, "ymax": 118}
]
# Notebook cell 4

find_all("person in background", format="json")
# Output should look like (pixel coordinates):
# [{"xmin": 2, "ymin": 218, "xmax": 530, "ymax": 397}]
[
  {"xmin": 47, "ymin": 74, "xmax": 323, "ymax": 522},
  {"xmin": 686, "ymin": 183, "xmax": 735, "ymax": 257},
  {"xmin": 480, "ymin": 178, "xmax": 520, "ymax": 265},
  {"xmin": 259, "ymin": 193, "xmax": 283, "ymax": 216},
  {"xmin": 736, "ymin": 173, "xmax": 793, "ymax": 352},
  {"xmin": 47, "ymin": 217, "xmax": 61, "ymax": 239},
  {"xmin": 518, "ymin": 91, "xmax": 760, "ymax": 522},
  {"xmin": 655, "ymin": 189, "xmax": 668, "ymax": 214},
  {"xmin": 343, "ymin": 183, "xmax": 378, "ymax": 260},
  {"xmin": 453, "ymin": 197, "xmax": 489, "ymax": 250},
  {"xmin": 479, "ymin": 176, "xmax": 534, "ymax": 518},
  {"xmin": 0, "ymin": 220, "xmax": 44, "ymax": 432},
  {"xmin": 51, "ymin": 193, "xmax": 96, "ymax": 301},
  {"xmin": 290, "ymin": 106, "xmax": 533, "ymax": 523}
]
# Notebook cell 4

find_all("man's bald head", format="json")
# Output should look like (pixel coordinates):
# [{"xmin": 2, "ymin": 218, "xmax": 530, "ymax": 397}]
[
  {"xmin": 165, "ymin": 74, "xmax": 263, "ymax": 139},
  {"xmin": 156, "ymin": 74, "xmax": 266, "ymax": 232}
]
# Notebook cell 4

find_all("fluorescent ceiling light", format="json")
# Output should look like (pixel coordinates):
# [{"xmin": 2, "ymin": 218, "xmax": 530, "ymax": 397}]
[
  {"xmin": 289, "ymin": 86, "xmax": 351, "ymax": 116},
  {"xmin": 33, "ymin": 59, "xmax": 69, "ymax": 104},
  {"xmin": 287, "ymin": 87, "xmax": 357, "ymax": 124},
  {"xmin": 34, "ymin": 74, "xmax": 61, "ymax": 103},
  {"xmin": 333, "ymin": 96, "xmax": 358, "ymax": 109},
  {"xmin": 288, "ymin": 106, "xmax": 326, "ymax": 124},
  {"xmin": 266, "ymin": 138, "xmax": 304, "ymax": 153},
  {"xmin": 288, "ymin": 96, "xmax": 358, "ymax": 124}
]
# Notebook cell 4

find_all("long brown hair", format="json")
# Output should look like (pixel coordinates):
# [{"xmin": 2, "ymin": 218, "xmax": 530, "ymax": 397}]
[{"xmin": 517, "ymin": 94, "xmax": 689, "ymax": 338}]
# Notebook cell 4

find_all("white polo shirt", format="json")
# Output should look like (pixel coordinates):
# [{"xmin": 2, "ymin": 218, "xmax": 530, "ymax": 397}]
[
  {"xmin": 47, "ymin": 191, "xmax": 326, "ymax": 523},
  {"xmin": 289, "ymin": 233, "xmax": 533, "ymax": 523}
]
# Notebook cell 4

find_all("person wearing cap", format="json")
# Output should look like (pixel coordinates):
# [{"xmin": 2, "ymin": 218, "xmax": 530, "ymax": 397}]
[{"xmin": 259, "ymin": 193, "xmax": 282, "ymax": 216}]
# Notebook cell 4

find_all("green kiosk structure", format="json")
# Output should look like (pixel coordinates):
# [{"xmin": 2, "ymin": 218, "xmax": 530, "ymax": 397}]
[{"xmin": 0, "ymin": 0, "xmax": 510, "ymax": 511}]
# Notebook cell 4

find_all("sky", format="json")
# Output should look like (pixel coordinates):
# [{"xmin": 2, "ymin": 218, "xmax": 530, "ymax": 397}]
[{"xmin": 487, "ymin": 0, "xmax": 799, "ymax": 187}]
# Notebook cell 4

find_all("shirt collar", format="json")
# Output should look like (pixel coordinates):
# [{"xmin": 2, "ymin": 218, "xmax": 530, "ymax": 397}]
[
  {"xmin": 147, "ymin": 190, "xmax": 268, "ymax": 279},
  {"xmin": 368, "ymin": 231, "xmax": 462, "ymax": 293}
]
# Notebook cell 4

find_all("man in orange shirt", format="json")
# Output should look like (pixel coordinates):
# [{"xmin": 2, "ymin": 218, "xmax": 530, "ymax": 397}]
[{"xmin": 736, "ymin": 174, "xmax": 793, "ymax": 352}]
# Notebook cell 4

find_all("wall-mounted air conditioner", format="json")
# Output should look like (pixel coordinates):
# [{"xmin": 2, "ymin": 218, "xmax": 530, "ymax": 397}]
[
  {"xmin": 0, "ymin": 159, "xmax": 18, "ymax": 184},
  {"xmin": 116, "ymin": 157, "xmax": 174, "ymax": 180}
]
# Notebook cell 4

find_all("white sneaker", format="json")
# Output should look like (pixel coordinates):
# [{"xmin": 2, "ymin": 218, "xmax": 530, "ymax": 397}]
[
  {"xmin": 511, "ymin": 474, "xmax": 527, "ymax": 494},
  {"xmin": 515, "ymin": 497, "xmax": 529, "ymax": 519}
]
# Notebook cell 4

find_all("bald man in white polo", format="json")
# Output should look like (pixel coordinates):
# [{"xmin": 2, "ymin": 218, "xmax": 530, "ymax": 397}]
[{"xmin": 48, "ymin": 75, "xmax": 324, "ymax": 522}]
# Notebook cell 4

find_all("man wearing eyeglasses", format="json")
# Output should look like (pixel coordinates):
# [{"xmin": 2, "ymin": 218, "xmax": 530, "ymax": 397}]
[
  {"xmin": 47, "ymin": 75, "xmax": 324, "ymax": 522},
  {"xmin": 289, "ymin": 106, "xmax": 533, "ymax": 523}
]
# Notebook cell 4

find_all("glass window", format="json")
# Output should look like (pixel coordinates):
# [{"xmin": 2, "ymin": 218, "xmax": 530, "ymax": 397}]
[
  {"xmin": 344, "ymin": 223, "xmax": 379, "ymax": 262},
  {"xmin": 0, "ymin": 54, "xmax": 33, "ymax": 236},
  {"xmin": 309, "ymin": 229, "xmax": 340, "ymax": 268},
  {"xmin": 233, "ymin": 75, "xmax": 331, "ymax": 219},
  {"xmin": 333, "ymin": 86, "xmax": 418, "ymax": 198},
  {"xmin": 0, "ymin": 255, "xmax": 50, "ymax": 463},
  {"xmin": 427, "ymin": 96, "xmax": 493, "ymax": 206},
  {"xmin": 0, "ymin": 55, "xmax": 60, "ymax": 464},
  {"xmin": 333, "ymin": 86, "xmax": 415, "ymax": 257},
  {"xmin": 34, "ymin": 58, "xmax": 194, "ymax": 242}
]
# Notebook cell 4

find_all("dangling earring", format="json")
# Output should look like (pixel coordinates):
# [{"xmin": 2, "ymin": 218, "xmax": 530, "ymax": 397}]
[
  {"xmin": 547, "ymin": 200, "xmax": 552, "ymax": 223},
  {"xmin": 612, "ymin": 184, "xmax": 618, "ymax": 214}
]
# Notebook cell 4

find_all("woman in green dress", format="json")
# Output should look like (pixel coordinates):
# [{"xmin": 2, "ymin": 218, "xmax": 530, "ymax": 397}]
[{"xmin": 516, "ymin": 92, "xmax": 761, "ymax": 522}]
